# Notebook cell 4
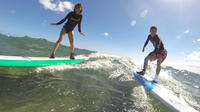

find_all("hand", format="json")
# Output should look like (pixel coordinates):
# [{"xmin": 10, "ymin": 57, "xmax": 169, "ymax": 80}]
[
  {"xmin": 142, "ymin": 48, "xmax": 145, "ymax": 52},
  {"xmin": 50, "ymin": 23, "xmax": 57, "ymax": 26},
  {"xmin": 79, "ymin": 32, "xmax": 85, "ymax": 36}
]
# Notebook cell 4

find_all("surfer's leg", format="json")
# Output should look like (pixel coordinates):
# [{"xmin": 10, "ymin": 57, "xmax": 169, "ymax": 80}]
[
  {"xmin": 156, "ymin": 60, "xmax": 162, "ymax": 75},
  {"xmin": 143, "ymin": 56, "xmax": 150, "ymax": 72},
  {"xmin": 50, "ymin": 28, "xmax": 66, "ymax": 58},
  {"xmin": 143, "ymin": 52, "xmax": 156, "ymax": 71},
  {"xmin": 68, "ymin": 31, "xmax": 75, "ymax": 59},
  {"xmin": 137, "ymin": 56, "xmax": 150, "ymax": 75},
  {"xmin": 156, "ymin": 49, "xmax": 167, "ymax": 75},
  {"xmin": 152, "ymin": 59, "xmax": 162, "ymax": 83}
]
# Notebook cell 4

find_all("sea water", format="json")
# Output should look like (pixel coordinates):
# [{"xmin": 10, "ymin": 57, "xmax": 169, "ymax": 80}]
[{"xmin": 0, "ymin": 53, "xmax": 199, "ymax": 112}]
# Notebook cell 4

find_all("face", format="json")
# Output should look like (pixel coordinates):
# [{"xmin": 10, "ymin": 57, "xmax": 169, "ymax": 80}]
[
  {"xmin": 150, "ymin": 28, "xmax": 157, "ymax": 36},
  {"xmin": 75, "ymin": 6, "xmax": 82, "ymax": 13}
]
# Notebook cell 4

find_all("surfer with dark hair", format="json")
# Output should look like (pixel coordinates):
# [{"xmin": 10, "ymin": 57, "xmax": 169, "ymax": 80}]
[
  {"xmin": 49, "ymin": 3, "xmax": 85, "ymax": 59},
  {"xmin": 137, "ymin": 26, "xmax": 167, "ymax": 83}
]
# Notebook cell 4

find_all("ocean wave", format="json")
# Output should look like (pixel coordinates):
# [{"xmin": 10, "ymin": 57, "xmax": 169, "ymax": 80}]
[{"xmin": 0, "ymin": 52, "xmax": 199, "ymax": 112}]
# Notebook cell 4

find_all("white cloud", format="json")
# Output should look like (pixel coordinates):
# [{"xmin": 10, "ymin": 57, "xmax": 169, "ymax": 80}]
[
  {"xmin": 140, "ymin": 9, "xmax": 148, "ymax": 18},
  {"xmin": 176, "ymin": 29, "xmax": 190, "ymax": 39},
  {"xmin": 39, "ymin": 0, "xmax": 74, "ymax": 12},
  {"xmin": 169, "ymin": 51, "xmax": 200, "ymax": 74},
  {"xmin": 184, "ymin": 29, "xmax": 190, "ymax": 34},
  {"xmin": 192, "ymin": 38, "xmax": 200, "ymax": 43},
  {"xmin": 176, "ymin": 51, "xmax": 200, "ymax": 66},
  {"xmin": 129, "ymin": 9, "xmax": 147, "ymax": 28},
  {"xmin": 104, "ymin": 32, "xmax": 109, "ymax": 37},
  {"xmin": 186, "ymin": 51, "xmax": 200, "ymax": 61},
  {"xmin": 130, "ymin": 20, "xmax": 137, "ymax": 27}
]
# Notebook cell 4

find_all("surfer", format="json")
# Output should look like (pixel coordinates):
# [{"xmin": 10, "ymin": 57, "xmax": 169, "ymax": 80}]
[
  {"xmin": 49, "ymin": 3, "xmax": 85, "ymax": 59},
  {"xmin": 137, "ymin": 26, "xmax": 167, "ymax": 83}
]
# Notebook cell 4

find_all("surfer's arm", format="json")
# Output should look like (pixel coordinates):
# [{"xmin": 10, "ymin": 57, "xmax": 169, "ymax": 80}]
[
  {"xmin": 142, "ymin": 37, "xmax": 149, "ymax": 52},
  {"xmin": 143, "ymin": 37, "xmax": 149, "ymax": 48},
  {"xmin": 78, "ymin": 16, "xmax": 82, "ymax": 32},
  {"xmin": 56, "ymin": 12, "xmax": 72, "ymax": 25},
  {"xmin": 78, "ymin": 16, "xmax": 85, "ymax": 36}
]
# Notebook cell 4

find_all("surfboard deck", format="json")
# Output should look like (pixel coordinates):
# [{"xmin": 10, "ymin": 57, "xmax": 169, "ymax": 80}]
[
  {"xmin": 133, "ymin": 71, "xmax": 198, "ymax": 112},
  {"xmin": 0, "ymin": 55, "xmax": 86, "ymax": 67}
]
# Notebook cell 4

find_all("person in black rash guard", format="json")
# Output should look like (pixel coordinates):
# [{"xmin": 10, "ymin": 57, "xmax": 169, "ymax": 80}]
[
  {"xmin": 49, "ymin": 3, "xmax": 85, "ymax": 59},
  {"xmin": 137, "ymin": 26, "xmax": 167, "ymax": 83}
]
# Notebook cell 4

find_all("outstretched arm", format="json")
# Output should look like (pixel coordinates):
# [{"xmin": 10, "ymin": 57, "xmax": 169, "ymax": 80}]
[{"xmin": 51, "ymin": 12, "xmax": 72, "ymax": 25}]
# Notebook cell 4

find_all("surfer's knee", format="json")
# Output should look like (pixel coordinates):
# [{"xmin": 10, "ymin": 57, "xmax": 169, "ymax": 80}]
[
  {"xmin": 57, "ymin": 34, "xmax": 65, "ymax": 43},
  {"xmin": 157, "ymin": 60, "xmax": 162, "ymax": 67},
  {"xmin": 157, "ymin": 63, "xmax": 161, "ymax": 68},
  {"xmin": 158, "ymin": 58, "xmax": 163, "ymax": 64},
  {"xmin": 145, "ymin": 56, "xmax": 149, "ymax": 61},
  {"xmin": 56, "ymin": 39, "xmax": 62, "ymax": 43},
  {"xmin": 68, "ymin": 34, "xmax": 74, "ymax": 44},
  {"xmin": 69, "ymin": 38, "xmax": 74, "ymax": 45}
]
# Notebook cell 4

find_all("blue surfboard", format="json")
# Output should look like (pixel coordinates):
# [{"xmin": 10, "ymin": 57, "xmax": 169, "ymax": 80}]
[
  {"xmin": 133, "ymin": 72, "xmax": 157, "ymax": 90},
  {"xmin": 133, "ymin": 71, "xmax": 198, "ymax": 112}
]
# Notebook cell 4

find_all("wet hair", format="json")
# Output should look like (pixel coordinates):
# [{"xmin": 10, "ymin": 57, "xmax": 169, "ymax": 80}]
[
  {"xmin": 150, "ymin": 26, "xmax": 157, "ymax": 31},
  {"xmin": 74, "ymin": 3, "xmax": 83, "ymax": 13}
]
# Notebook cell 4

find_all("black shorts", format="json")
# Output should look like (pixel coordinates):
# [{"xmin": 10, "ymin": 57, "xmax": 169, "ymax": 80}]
[{"xmin": 63, "ymin": 25, "xmax": 73, "ymax": 33}]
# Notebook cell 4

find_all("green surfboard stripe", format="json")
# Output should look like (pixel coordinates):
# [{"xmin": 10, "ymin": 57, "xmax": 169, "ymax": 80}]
[{"xmin": 0, "ymin": 59, "xmax": 85, "ymax": 67}]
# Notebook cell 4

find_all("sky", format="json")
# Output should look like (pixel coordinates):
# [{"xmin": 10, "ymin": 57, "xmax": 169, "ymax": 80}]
[{"xmin": 0, "ymin": 0, "xmax": 200, "ymax": 66}]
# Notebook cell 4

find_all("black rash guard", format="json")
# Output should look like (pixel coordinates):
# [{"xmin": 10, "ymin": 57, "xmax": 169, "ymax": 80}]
[
  {"xmin": 143, "ymin": 34, "xmax": 165, "ymax": 52},
  {"xmin": 56, "ymin": 11, "xmax": 82, "ymax": 32}
]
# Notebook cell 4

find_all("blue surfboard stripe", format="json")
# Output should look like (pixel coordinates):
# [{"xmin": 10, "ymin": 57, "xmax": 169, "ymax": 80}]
[{"xmin": 133, "ymin": 72, "xmax": 157, "ymax": 90}]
